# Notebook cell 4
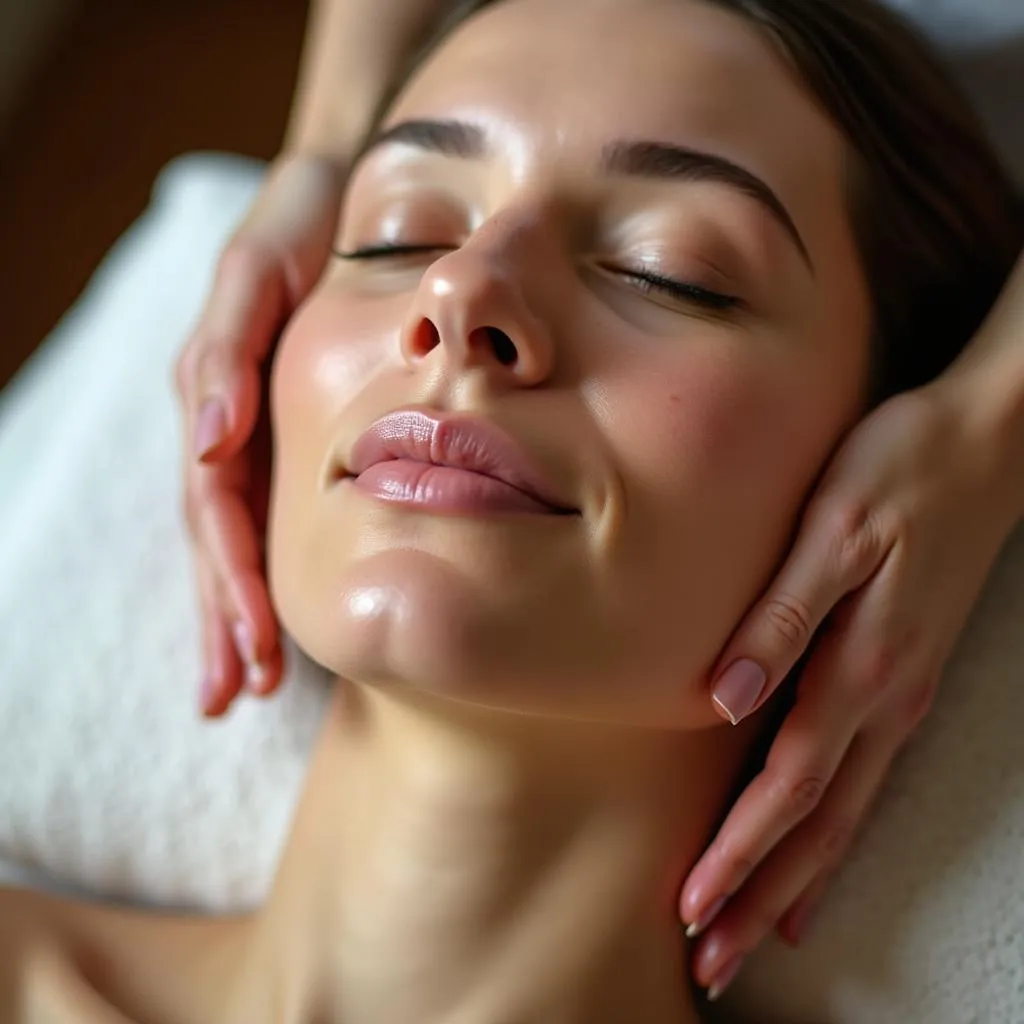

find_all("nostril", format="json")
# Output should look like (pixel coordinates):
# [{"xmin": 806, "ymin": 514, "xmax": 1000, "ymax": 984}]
[
  {"xmin": 472, "ymin": 326, "xmax": 517, "ymax": 366},
  {"xmin": 410, "ymin": 318, "xmax": 441, "ymax": 357}
]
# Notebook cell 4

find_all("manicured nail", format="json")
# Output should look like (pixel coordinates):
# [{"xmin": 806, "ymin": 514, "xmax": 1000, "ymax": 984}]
[
  {"xmin": 194, "ymin": 397, "xmax": 228, "ymax": 459},
  {"xmin": 712, "ymin": 659, "xmax": 767, "ymax": 724},
  {"xmin": 685, "ymin": 894, "xmax": 727, "ymax": 939},
  {"xmin": 707, "ymin": 953, "xmax": 744, "ymax": 1002},
  {"xmin": 247, "ymin": 661, "xmax": 269, "ymax": 694},
  {"xmin": 232, "ymin": 620, "xmax": 256, "ymax": 664},
  {"xmin": 199, "ymin": 675, "xmax": 220, "ymax": 713}
]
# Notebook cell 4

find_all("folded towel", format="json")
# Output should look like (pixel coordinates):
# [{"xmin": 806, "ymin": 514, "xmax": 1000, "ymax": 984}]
[{"xmin": 0, "ymin": 154, "xmax": 331, "ymax": 913}]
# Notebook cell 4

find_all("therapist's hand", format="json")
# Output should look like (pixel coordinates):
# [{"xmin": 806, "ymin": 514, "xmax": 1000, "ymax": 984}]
[
  {"xmin": 680, "ymin": 364, "xmax": 1023, "ymax": 997},
  {"xmin": 175, "ymin": 153, "xmax": 346, "ymax": 717}
]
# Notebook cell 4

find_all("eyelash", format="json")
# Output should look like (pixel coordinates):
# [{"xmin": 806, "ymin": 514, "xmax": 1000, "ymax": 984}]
[
  {"xmin": 333, "ymin": 243, "xmax": 742, "ymax": 312},
  {"xmin": 334, "ymin": 243, "xmax": 443, "ymax": 260},
  {"xmin": 608, "ymin": 267, "xmax": 741, "ymax": 312}
]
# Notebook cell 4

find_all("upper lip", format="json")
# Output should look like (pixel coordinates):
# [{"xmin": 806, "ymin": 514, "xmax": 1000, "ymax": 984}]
[{"xmin": 344, "ymin": 408, "xmax": 577, "ymax": 513}]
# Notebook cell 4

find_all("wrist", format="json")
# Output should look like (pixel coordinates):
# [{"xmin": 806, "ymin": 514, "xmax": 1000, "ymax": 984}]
[
  {"xmin": 987, "ymin": 372, "xmax": 1024, "ymax": 524},
  {"xmin": 942, "ymin": 251, "xmax": 1024, "ymax": 521},
  {"xmin": 268, "ymin": 148, "xmax": 350, "ymax": 193},
  {"xmin": 943, "ymin": 353, "xmax": 1024, "ymax": 527},
  {"xmin": 283, "ymin": 97, "xmax": 369, "ymax": 165}
]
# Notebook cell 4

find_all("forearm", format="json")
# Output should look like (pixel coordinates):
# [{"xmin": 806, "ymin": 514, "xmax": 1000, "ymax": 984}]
[
  {"xmin": 284, "ymin": 0, "xmax": 458, "ymax": 160},
  {"xmin": 948, "ymin": 249, "xmax": 1024, "ymax": 515}
]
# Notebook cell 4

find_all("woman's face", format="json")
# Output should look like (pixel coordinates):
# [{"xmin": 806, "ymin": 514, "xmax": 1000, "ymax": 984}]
[{"xmin": 269, "ymin": 0, "xmax": 870, "ymax": 728}]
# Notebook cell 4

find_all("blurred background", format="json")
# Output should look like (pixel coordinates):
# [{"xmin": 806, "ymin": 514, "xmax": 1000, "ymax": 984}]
[{"xmin": 0, "ymin": 0, "xmax": 309, "ymax": 392}]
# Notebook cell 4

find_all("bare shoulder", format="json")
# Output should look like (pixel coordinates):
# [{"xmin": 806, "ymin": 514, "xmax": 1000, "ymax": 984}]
[{"xmin": 0, "ymin": 884, "xmax": 250, "ymax": 1023}]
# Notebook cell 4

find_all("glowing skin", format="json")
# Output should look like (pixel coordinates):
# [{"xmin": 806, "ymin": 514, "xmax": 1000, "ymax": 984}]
[
  {"xmin": 3, "ymin": 2, "xmax": 874, "ymax": 1022},
  {"xmin": 268, "ymin": 0, "xmax": 871, "ymax": 728},
  {"xmin": 239, "ymin": 2, "xmax": 872, "ymax": 1020}
]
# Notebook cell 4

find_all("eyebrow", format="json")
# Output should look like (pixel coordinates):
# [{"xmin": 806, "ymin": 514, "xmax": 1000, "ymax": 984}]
[
  {"xmin": 363, "ymin": 119, "xmax": 813, "ymax": 272},
  {"xmin": 366, "ymin": 119, "xmax": 486, "ymax": 159}
]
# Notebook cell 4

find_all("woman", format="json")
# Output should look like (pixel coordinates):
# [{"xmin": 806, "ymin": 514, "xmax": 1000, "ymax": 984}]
[
  {"xmin": 5, "ymin": 0, "xmax": 1019, "ymax": 1020},
  {"xmin": 177, "ymin": 0, "xmax": 1024, "ymax": 972}
]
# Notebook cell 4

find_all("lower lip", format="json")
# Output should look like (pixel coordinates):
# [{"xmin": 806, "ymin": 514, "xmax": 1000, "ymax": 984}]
[{"xmin": 349, "ymin": 460, "xmax": 567, "ymax": 516}]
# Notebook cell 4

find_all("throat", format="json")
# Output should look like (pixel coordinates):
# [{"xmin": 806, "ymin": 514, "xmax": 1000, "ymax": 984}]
[{"xmin": 229, "ymin": 683, "xmax": 748, "ymax": 1024}]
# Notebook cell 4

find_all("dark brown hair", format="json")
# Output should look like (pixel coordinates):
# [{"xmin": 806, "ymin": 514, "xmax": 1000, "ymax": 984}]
[
  {"xmin": 704, "ymin": 0, "xmax": 1021, "ymax": 401},
  {"xmin": 371, "ymin": 0, "xmax": 1022, "ymax": 402}
]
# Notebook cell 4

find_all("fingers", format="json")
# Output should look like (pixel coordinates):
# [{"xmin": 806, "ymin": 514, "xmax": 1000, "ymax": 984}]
[
  {"xmin": 776, "ymin": 869, "xmax": 829, "ymax": 948},
  {"xmin": 683, "ymin": 545, "xmax": 913, "ymax": 929},
  {"xmin": 710, "ymin": 499, "xmax": 889, "ymax": 725},
  {"xmin": 177, "ymin": 239, "xmax": 286, "ymax": 715},
  {"xmin": 196, "ymin": 556, "xmax": 244, "ymax": 717},
  {"xmin": 689, "ymin": 727, "xmax": 899, "ymax": 996},
  {"xmin": 680, "ymin": 641, "xmax": 862, "ymax": 931},
  {"xmin": 175, "ymin": 156, "xmax": 346, "ymax": 715},
  {"xmin": 175, "ymin": 153, "xmax": 346, "ymax": 466},
  {"xmin": 177, "ymin": 243, "xmax": 286, "ymax": 465},
  {"xmin": 197, "ymin": 478, "xmax": 284, "ymax": 699}
]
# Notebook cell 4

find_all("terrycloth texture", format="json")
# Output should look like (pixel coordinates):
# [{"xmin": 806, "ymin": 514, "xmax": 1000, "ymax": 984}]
[
  {"xmin": 1, "ymin": 5, "xmax": 1023, "ymax": 1021},
  {"xmin": 0, "ymin": 155, "xmax": 330, "ymax": 912}
]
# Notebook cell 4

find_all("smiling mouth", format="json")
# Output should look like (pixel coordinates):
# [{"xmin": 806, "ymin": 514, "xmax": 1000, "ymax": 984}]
[
  {"xmin": 343, "ymin": 459, "xmax": 578, "ymax": 517},
  {"xmin": 337, "ymin": 408, "xmax": 581, "ymax": 518}
]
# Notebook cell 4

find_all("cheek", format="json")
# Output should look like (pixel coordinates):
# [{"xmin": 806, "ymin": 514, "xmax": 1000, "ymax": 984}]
[
  {"xmin": 272, "ymin": 288, "xmax": 391, "ymax": 428},
  {"xmin": 583, "ymin": 341, "xmax": 859, "ymax": 702},
  {"xmin": 602, "ymin": 347, "xmax": 814, "ymax": 495},
  {"xmin": 268, "ymin": 288, "xmax": 401, "ymax": 632},
  {"xmin": 600, "ymin": 340, "xmax": 859, "ymax": 592}
]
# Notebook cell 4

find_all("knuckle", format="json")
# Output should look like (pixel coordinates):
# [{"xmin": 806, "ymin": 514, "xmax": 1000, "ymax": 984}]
[
  {"xmin": 217, "ymin": 236, "xmax": 272, "ymax": 287},
  {"xmin": 814, "ymin": 815, "xmax": 856, "ymax": 864},
  {"xmin": 193, "ymin": 338, "xmax": 236, "ymax": 393},
  {"xmin": 763, "ymin": 593, "xmax": 813, "ymax": 649},
  {"xmin": 773, "ymin": 772, "xmax": 828, "ymax": 820},
  {"xmin": 177, "ymin": 323, "xmax": 233, "ymax": 399},
  {"xmin": 827, "ymin": 499, "xmax": 883, "ymax": 577},
  {"xmin": 853, "ymin": 642, "xmax": 903, "ymax": 702},
  {"xmin": 720, "ymin": 852, "xmax": 757, "ymax": 888}
]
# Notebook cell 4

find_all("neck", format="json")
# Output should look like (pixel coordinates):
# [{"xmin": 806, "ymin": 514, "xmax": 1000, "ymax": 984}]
[{"xmin": 225, "ymin": 681, "xmax": 756, "ymax": 1024}]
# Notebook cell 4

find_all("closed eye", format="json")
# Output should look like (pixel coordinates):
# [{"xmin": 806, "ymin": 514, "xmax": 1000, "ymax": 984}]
[
  {"xmin": 334, "ymin": 246, "xmax": 742, "ymax": 314},
  {"xmin": 605, "ymin": 265, "xmax": 742, "ymax": 312},
  {"xmin": 333, "ymin": 243, "xmax": 454, "ymax": 260}
]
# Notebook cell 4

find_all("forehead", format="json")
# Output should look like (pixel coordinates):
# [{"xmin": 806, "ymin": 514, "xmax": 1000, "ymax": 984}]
[{"xmin": 387, "ymin": 0, "xmax": 847, "ymax": 201}]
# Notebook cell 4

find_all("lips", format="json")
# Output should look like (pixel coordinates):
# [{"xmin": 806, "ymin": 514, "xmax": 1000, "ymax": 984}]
[{"xmin": 343, "ymin": 408, "xmax": 577, "ymax": 516}]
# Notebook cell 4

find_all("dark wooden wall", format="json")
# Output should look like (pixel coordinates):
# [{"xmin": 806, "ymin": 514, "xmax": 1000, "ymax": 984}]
[{"xmin": 0, "ymin": 0, "xmax": 309, "ymax": 391}]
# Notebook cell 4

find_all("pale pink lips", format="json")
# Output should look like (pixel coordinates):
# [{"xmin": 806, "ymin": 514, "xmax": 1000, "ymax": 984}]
[{"xmin": 342, "ymin": 409, "xmax": 578, "ymax": 516}]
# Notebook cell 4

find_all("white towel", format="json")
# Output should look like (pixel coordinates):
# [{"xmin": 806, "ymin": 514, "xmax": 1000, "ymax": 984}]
[{"xmin": 0, "ymin": 155, "xmax": 330, "ymax": 913}]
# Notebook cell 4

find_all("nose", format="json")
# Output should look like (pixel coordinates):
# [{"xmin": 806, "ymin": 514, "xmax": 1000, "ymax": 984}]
[{"xmin": 398, "ymin": 230, "xmax": 555, "ymax": 387}]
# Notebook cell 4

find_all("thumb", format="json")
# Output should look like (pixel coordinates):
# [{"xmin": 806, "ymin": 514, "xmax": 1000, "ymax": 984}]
[
  {"xmin": 189, "ymin": 241, "xmax": 286, "ymax": 463},
  {"xmin": 710, "ymin": 501, "xmax": 887, "ymax": 724},
  {"xmin": 184, "ymin": 155, "xmax": 347, "ymax": 464}
]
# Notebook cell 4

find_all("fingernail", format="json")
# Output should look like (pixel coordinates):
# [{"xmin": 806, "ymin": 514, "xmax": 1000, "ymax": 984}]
[
  {"xmin": 247, "ymin": 661, "xmax": 269, "ymax": 694},
  {"xmin": 232, "ymin": 620, "xmax": 256, "ymax": 664},
  {"xmin": 712, "ymin": 659, "xmax": 766, "ymax": 724},
  {"xmin": 685, "ymin": 894, "xmax": 727, "ymax": 939},
  {"xmin": 199, "ymin": 675, "xmax": 220, "ymax": 713},
  {"xmin": 707, "ymin": 953, "xmax": 744, "ymax": 1002},
  {"xmin": 194, "ymin": 397, "xmax": 228, "ymax": 459}
]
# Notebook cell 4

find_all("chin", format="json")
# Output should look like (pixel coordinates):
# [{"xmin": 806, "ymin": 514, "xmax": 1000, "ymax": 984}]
[
  {"xmin": 272, "ymin": 546, "xmax": 719, "ymax": 729},
  {"xmin": 274, "ymin": 547, "xmax": 505, "ymax": 688}
]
